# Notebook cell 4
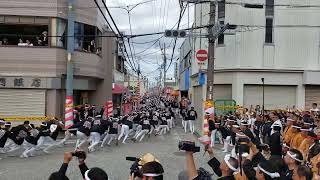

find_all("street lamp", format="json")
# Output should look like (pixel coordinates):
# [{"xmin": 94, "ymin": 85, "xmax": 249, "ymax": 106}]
[{"xmin": 261, "ymin": 78, "xmax": 265, "ymax": 120}]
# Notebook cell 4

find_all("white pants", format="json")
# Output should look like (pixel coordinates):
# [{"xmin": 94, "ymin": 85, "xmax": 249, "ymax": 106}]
[
  {"xmin": 6, "ymin": 139, "xmax": 23, "ymax": 155},
  {"xmin": 118, "ymin": 125, "xmax": 132, "ymax": 143},
  {"xmin": 167, "ymin": 119, "xmax": 175, "ymax": 129},
  {"xmin": 134, "ymin": 125, "xmax": 142, "ymax": 137},
  {"xmin": 157, "ymin": 125, "xmax": 169, "ymax": 135},
  {"xmin": 88, "ymin": 132, "xmax": 101, "ymax": 151},
  {"xmin": 58, "ymin": 130, "xmax": 73, "ymax": 146},
  {"xmin": 134, "ymin": 129, "xmax": 149, "ymax": 142},
  {"xmin": 75, "ymin": 131, "xmax": 88, "ymax": 150},
  {"xmin": 42, "ymin": 137, "xmax": 58, "ymax": 152},
  {"xmin": 188, "ymin": 120, "xmax": 195, "ymax": 133},
  {"xmin": 182, "ymin": 121, "xmax": 188, "ymax": 132},
  {"xmin": 223, "ymin": 136, "xmax": 232, "ymax": 152},
  {"xmin": 21, "ymin": 140, "xmax": 37, "ymax": 157},
  {"xmin": 210, "ymin": 129, "xmax": 217, "ymax": 147},
  {"xmin": 101, "ymin": 134, "xmax": 117, "ymax": 146}
]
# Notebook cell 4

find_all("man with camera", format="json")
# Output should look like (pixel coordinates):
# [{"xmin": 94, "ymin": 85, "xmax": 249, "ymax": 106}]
[
  {"xmin": 180, "ymin": 140, "xmax": 238, "ymax": 180},
  {"xmin": 127, "ymin": 153, "xmax": 164, "ymax": 180},
  {"xmin": 49, "ymin": 150, "xmax": 108, "ymax": 180}
]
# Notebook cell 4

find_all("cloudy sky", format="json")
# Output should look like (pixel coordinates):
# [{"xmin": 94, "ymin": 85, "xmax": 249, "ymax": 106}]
[{"xmin": 106, "ymin": 0, "xmax": 194, "ymax": 83}]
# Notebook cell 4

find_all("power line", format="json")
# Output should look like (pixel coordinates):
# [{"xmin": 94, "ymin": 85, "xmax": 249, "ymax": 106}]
[{"xmin": 99, "ymin": 0, "xmax": 139, "ymax": 73}]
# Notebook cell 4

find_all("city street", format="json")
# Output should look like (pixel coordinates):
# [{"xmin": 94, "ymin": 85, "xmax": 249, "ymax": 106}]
[{"xmin": 0, "ymin": 127, "xmax": 225, "ymax": 180}]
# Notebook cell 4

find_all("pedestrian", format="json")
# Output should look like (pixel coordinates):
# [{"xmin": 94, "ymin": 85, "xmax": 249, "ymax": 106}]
[{"xmin": 187, "ymin": 107, "xmax": 197, "ymax": 133}]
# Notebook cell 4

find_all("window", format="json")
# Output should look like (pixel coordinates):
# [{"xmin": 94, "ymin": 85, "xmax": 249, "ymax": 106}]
[
  {"xmin": 218, "ymin": 0, "xmax": 225, "ymax": 19},
  {"xmin": 265, "ymin": 0, "xmax": 274, "ymax": 17},
  {"xmin": 265, "ymin": 18, "xmax": 273, "ymax": 43},
  {"xmin": 56, "ymin": 18, "xmax": 67, "ymax": 48},
  {"xmin": 218, "ymin": 21, "xmax": 225, "ymax": 45},
  {"xmin": 0, "ymin": 24, "xmax": 48, "ymax": 46},
  {"xmin": 74, "ymin": 22, "xmax": 84, "ymax": 50}
]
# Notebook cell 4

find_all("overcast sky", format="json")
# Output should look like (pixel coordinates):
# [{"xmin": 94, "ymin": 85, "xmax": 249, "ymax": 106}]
[{"xmin": 106, "ymin": 0, "xmax": 194, "ymax": 83}]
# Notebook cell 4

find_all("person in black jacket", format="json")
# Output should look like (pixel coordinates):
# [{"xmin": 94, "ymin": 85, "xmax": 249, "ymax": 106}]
[
  {"xmin": 133, "ymin": 118, "xmax": 151, "ymax": 142},
  {"xmin": 268, "ymin": 125, "xmax": 282, "ymax": 156},
  {"xmin": 101, "ymin": 118, "xmax": 119, "ymax": 147},
  {"xmin": 88, "ymin": 117, "xmax": 108, "ymax": 152},
  {"xmin": 185, "ymin": 146, "xmax": 239, "ymax": 180},
  {"xmin": 6, "ymin": 121, "xmax": 30, "ymax": 155},
  {"xmin": 187, "ymin": 107, "xmax": 198, "ymax": 134},
  {"xmin": 0, "ymin": 122, "xmax": 11, "ymax": 154},
  {"xmin": 21, "ymin": 124, "xmax": 50, "ymax": 158}
]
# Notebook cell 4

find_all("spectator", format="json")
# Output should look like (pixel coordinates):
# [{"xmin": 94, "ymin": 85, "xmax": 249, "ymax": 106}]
[
  {"xmin": 41, "ymin": 31, "xmax": 48, "ymax": 46},
  {"xmin": 2, "ymin": 38, "xmax": 8, "ymax": 45},
  {"xmin": 49, "ymin": 151, "xmax": 108, "ymax": 180},
  {"xmin": 292, "ymin": 165, "xmax": 313, "ymax": 180},
  {"xmin": 18, "ymin": 39, "xmax": 26, "ymax": 46},
  {"xmin": 26, "ymin": 40, "xmax": 33, "ymax": 46}
]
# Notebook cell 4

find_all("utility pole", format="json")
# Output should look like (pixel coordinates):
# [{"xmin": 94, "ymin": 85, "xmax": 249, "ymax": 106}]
[
  {"xmin": 64, "ymin": 0, "xmax": 75, "ymax": 129},
  {"xmin": 163, "ymin": 43, "xmax": 167, "ymax": 88},
  {"xmin": 206, "ymin": 1, "xmax": 215, "ymax": 101}
]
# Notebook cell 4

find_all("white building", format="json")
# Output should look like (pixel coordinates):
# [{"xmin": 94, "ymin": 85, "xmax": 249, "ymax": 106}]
[{"xmin": 179, "ymin": 0, "xmax": 320, "ymax": 118}]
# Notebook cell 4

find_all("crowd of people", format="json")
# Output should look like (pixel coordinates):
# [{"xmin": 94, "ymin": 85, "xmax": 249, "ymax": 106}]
[
  {"xmin": 0, "ymin": 95, "xmax": 180, "ymax": 159},
  {"xmin": 1, "ymin": 94, "xmax": 320, "ymax": 179},
  {"xmin": 184, "ymin": 104, "xmax": 320, "ymax": 180}
]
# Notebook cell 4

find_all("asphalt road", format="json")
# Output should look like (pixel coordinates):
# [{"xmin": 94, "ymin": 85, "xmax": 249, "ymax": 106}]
[{"xmin": 0, "ymin": 127, "xmax": 225, "ymax": 180}]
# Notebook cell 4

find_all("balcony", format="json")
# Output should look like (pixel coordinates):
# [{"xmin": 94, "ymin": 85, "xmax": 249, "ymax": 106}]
[{"xmin": 0, "ymin": 46, "xmax": 105, "ymax": 79}]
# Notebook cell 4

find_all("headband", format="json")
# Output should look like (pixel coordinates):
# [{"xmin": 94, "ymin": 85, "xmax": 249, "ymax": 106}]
[
  {"xmin": 257, "ymin": 164, "xmax": 280, "ymax": 178},
  {"xmin": 143, "ymin": 173, "xmax": 163, "ymax": 177},
  {"xmin": 304, "ymin": 122, "xmax": 313, "ymax": 126},
  {"xmin": 84, "ymin": 170, "xmax": 91, "ymax": 180},
  {"xmin": 300, "ymin": 128, "xmax": 311, "ymax": 132},
  {"xmin": 287, "ymin": 118, "xmax": 295, "ymax": 121},
  {"xmin": 224, "ymin": 154, "xmax": 239, "ymax": 172},
  {"xmin": 287, "ymin": 151, "xmax": 303, "ymax": 163}
]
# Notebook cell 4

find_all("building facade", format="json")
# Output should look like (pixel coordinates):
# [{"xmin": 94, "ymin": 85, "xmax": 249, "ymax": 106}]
[
  {"xmin": 179, "ymin": 0, "xmax": 320, "ymax": 121},
  {"xmin": 0, "ymin": 0, "xmax": 115, "ymax": 119}
]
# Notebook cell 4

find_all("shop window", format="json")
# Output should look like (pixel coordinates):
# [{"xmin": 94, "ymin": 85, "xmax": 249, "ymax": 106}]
[{"xmin": 0, "ymin": 24, "xmax": 48, "ymax": 46}]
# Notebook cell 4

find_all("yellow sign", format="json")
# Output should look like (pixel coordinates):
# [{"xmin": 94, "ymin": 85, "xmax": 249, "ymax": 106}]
[
  {"xmin": 0, "ymin": 116, "xmax": 49, "ymax": 121},
  {"xmin": 215, "ymin": 105, "xmax": 242, "ymax": 109}
]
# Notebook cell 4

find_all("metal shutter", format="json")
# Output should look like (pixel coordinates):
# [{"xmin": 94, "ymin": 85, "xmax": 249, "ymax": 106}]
[
  {"xmin": 305, "ymin": 85, "xmax": 320, "ymax": 110},
  {"xmin": 214, "ymin": 85, "xmax": 232, "ymax": 100},
  {"xmin": 0, "ymin": 89, "xmax": 45, "ymax": 116},
  {"xmin": 244, "ymin": 85, "xmax": 296, "ymax": 109}
]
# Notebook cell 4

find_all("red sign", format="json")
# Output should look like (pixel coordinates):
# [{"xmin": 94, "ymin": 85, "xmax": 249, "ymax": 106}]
[{"xmin": 196, "ymin": 50, "xmax": 208, "ymax": 62}]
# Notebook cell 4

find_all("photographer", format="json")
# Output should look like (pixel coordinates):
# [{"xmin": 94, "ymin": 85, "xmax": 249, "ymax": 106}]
[
  {"xmin": 49, "ymin": 151, "xmax": 108, "ymax": 180},
  {"xmin": 127, "ymin": 153, "xmax": 164, "ymax": 180},
  {"xmin": 182, "ymin": 141, "xmax": 238, "ymax": 180}
]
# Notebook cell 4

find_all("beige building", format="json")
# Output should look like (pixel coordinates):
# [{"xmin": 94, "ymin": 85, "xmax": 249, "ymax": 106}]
[{"xmin": 0, "ymin": 0, "xmax": 115, "ymax": 119}]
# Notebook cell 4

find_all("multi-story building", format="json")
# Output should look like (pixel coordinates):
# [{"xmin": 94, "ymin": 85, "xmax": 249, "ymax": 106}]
[
  {"xmin": 0, "ymin": 0, "xmax": 115, "ymax": 119},
  {"xmin": 179, "ymin": 0, "xmax": 320, "ymax": 121}
]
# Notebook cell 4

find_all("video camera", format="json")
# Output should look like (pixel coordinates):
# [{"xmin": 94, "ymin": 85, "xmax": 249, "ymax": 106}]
[
  {"xmin": 126, "ymin": 156, "xmax": 143, "ymax": 178},
  {"xmin": 72, "ymin": 151, "xmax": 86, "ymax": 159},
  {"xmin": 178, "ymin": 141, "xmax": 200, "ymax": 153}
]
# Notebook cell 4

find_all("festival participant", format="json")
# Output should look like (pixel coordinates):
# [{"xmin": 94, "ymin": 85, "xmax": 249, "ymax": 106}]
[
  {"xmin": 88, "ymin": 116, "xmax": 108, "ymax": 152},
  {"xmin": 101, "ymin": 118, "xmax": 119, "ymax": 147},
  {"xmin": 0, "ymin": 122, "xmax": 11, "ymax": 154}
]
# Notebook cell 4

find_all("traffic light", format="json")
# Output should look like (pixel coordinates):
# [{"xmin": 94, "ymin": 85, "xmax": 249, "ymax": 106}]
[{"xmin": 165, "ymin": 30, "xmax": 187, "ymax": 38}]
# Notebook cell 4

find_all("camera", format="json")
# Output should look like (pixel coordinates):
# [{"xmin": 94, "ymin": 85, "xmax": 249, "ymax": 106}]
[
  {"xmin": 72, "ymin": 151, "xmax": 86, "ymax": 159},
  {"xmin": 126, "ymin": 156, "xmax": 143, "ymax": 178},
  {"xmin": 178, "ymin": 141, "xmax": 200, "ymax": 153}
]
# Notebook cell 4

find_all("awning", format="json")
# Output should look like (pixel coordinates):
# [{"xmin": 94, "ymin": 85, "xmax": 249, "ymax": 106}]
[{"xmin": 112, "ymin": 83, "xmax": 128, "ymax": 94}]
